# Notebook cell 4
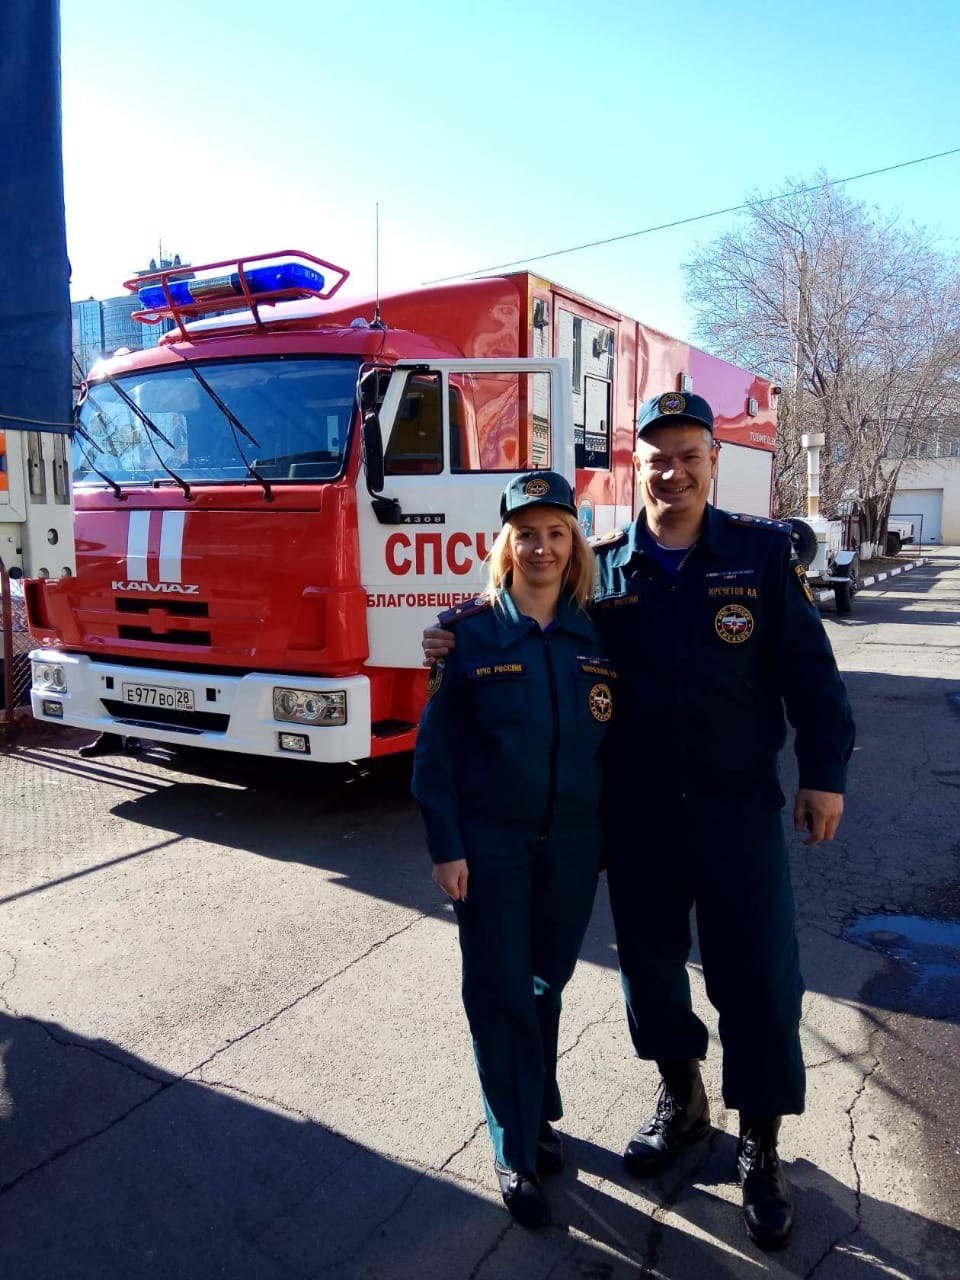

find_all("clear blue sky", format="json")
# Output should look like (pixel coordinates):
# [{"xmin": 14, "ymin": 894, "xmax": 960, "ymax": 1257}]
[{"xmin": 60, "ymin": 0, "xmax": 960, "ymax": 342}]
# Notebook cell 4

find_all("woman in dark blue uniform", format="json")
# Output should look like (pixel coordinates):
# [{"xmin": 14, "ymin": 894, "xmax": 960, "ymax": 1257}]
[{"xmin": 413, "ymin": 471, "xmax": 614, "ymax": 1228}]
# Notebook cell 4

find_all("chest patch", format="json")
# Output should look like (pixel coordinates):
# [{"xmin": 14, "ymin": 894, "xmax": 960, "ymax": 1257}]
[
  {"xmin": 708, "ymin": 585, "xmax": 759, "ymax": 598},
  {"xmin": 588, "ymin": 683, "xmax": 613, "ymax": 722},
  {"xmin": 715, "ymin": 603, "xmax": 754, "ymax": 644},
  {"xmin": 467, "ymin": 662, "xmax": 526, "ymax": 680},
  {"xmin": 577, "ymin": 658, "xmax": 617, "ymax": 679}
]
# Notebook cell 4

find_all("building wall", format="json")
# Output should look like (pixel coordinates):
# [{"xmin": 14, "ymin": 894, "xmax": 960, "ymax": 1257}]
[
  {"xmin": 893, "ymin": 457, "xmax": 960, "ymax": 544},
  {"xmin": 71, "ymin": 298, "xmax": 103, "ymax": 377}
]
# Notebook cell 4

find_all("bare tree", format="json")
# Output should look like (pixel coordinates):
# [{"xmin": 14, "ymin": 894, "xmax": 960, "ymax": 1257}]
[{"xmin": 684, "ymin": 179, "xmax": 960, "ymax": 542}]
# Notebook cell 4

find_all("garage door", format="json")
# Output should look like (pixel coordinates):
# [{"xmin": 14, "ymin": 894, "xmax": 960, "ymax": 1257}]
[{"xmin": 891, "ymin": 488, "xmax": 943, "ymax": 544}]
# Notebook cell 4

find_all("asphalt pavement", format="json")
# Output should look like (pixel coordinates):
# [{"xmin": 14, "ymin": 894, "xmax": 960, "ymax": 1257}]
[{"xmin": 1, "ymin": 550, "xmax": 959, "ymax": 1279}]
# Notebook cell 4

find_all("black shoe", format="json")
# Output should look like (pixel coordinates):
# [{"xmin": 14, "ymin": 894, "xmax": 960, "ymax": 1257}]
[
  {"xmin": 536, "ymin": 1121, "xmax": 564, "ymax": 1175},
  {"xmin": 737, "ymin": 1116, "xmax": 795, "ymax": 1250},
  {"xmin": 494, "ymin": 1162, "xmax": 550, "ymax": 1228},
  {"xmin": 623, "ymin": 1059, "xmax": 711, "ymax": 1176},
  {"xmin": 78, "ymin": 733, "xmax": 125, "ymax": 758}
]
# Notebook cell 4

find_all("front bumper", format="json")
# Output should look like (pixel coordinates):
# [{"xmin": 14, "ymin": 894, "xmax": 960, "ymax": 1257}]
[{"xmin": 29, "ymin": 650, "xmax": 372, "ymax": 762}]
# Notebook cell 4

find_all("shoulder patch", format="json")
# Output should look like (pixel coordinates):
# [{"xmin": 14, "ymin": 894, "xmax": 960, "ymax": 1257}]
[
  {"xmin": 725, "ymin": 511, "xmax": 792, "ymax": 535},
  {"xmin": 588, "ymin": 528, "xmax": 628, "ymax": 549},
  {"xmin": 426, "ymin": 660, "xmax": 445, "ymax": 699},
  {"xmin": 437, "ymin": 596, "xmax": 492, "ymax": 627}
]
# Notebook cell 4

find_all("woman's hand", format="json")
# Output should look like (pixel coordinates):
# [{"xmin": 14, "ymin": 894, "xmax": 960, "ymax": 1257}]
[{"xmin": 433, "ymin": 859, "xmax": 469, "ymax": 901}]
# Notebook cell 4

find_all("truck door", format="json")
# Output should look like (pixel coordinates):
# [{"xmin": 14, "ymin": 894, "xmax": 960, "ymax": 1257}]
[{"xmin": 357, "ymin": 358, "xmax": 572, "ymax": 668}]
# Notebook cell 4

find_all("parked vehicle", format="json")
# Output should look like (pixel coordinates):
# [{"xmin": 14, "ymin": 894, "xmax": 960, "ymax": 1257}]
[
  {"xmin": 885, "ymin": 515, "xmax": 915, "ymax": 556},
  {"xmin": 28, "ymin": 251, "xmax": 779, "ymax": 762},
  {"xmin": 788, "ymin": 515, "xmax": 859, "ymax": 615}
]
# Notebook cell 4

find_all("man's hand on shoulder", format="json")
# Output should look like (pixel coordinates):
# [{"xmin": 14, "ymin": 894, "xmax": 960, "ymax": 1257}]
[
  {"xmin": 422, "ymin": 626, "xmax": 456, "ymax": 667},
  {"xmin": 794, "ymin": 789, "xmax": 844, "ymax": 846}
]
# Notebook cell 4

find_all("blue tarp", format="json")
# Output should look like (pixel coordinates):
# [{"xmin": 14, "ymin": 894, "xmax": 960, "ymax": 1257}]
[{"xmin": 0, "ymin": 0, "xmax": 71, "ymax": 438}]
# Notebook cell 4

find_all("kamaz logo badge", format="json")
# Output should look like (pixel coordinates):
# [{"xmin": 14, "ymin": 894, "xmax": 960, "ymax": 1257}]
[{"xmin": 112, "ymin": 581, "xmax": 201, "ymax": 595}]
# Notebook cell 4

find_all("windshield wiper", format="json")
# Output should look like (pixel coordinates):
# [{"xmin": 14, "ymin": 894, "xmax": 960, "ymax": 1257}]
[
  {"xmin": 72, "ymin": 418, "xmax": 126, "ymax": 500},
  {"xmin": 98, "ymin": 374, "xmax": 194, "ymax": 500},
  {"xmin": 173, "ymin": 352, "xmax": 274, "ymax": 502},
  {"xmin": 72, "ymin": 366, "xmax": 125, "ymax": 499}
]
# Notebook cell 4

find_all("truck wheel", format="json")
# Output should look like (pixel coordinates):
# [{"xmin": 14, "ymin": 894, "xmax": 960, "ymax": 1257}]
[
  {"xmin": 885, "ymin": 531, "xmax": 902, "ymax": 556},
  {"xmin": 834, "ymin": 579, "xmax": 853, "ymax": 614}
]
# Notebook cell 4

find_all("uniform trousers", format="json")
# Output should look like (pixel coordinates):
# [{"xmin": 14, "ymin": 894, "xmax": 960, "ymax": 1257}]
[
  {"xmin": 453, "ymin": 822, "xmax": 600, "ymax": 1174},
  {"xmin": 607, "ymin": 792, "xmax": 806, "ymax": 1117}
]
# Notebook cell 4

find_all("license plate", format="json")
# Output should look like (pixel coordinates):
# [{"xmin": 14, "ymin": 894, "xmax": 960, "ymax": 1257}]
[{"xmin": 121, "ymin": 682, "xmax": 195, "ymax": 712}]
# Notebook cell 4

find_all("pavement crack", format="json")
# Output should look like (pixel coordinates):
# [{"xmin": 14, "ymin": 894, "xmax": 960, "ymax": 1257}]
[
  {"xmin": 0, "ymin": 913, "xmax": 440, "ymax": 1200},
  {"xmin": 557, "ymin": 997, "xmax": 621, "ymax": 1064},
  {"xmin": 196, "ymin": 1078, "xmax": 318, "ymax": 1123},
  {"xmin": 638, "ymin": 1121, "xmax": 724, "ymax": 1277},
  {"xmin": 0, "ymin": 1082, "xmax": 165, "ymax": 1196},
  {"xmin": 466, "ymin": 1220, "xmax": 512, "ymax": 1280},
  {"xmin": 193, "ymin": 906, "xmax": 440, "ymax": 1078},
  {"xmin": 437, "ymin": 1117, "xmax": 487, "ymax": 1172},
  {"xmin": 0, "ymin": 948, "xmax": 18, "ymax": 1010},
  {"xmin": 803, "ymin": 1048, "xmax": 882, "ymax": 1280},
  {"xmin": 308, "ymin": 1164, "xmax": 427, "ymax": 1276},
  {"xmin": 27, "ymin": 1019, "xmax": 171, "ymax": 1085}
]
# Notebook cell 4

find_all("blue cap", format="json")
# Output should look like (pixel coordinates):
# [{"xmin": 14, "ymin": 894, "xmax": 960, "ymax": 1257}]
[
  {"xmin": 500, "ymin": 470, "xmax": 577, "ymax": 523},
  {"xmin": 637, "ymin": 391, "xmax": 714, "ymax": 437}
]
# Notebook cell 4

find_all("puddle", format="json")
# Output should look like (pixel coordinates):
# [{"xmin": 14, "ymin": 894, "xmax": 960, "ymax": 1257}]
[{"xmin": 844, "ymin": 913, "xmax": 960, "ymax": 1021}]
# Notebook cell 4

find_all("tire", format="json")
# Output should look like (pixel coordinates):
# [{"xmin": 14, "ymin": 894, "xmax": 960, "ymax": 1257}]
[
  {"xmin": 885, "ymin": 531, "xmax": 902, "ymax": 556},
  {"xmin": 834, "ymin": 579, "xmax": 853, "ymax": 614}
]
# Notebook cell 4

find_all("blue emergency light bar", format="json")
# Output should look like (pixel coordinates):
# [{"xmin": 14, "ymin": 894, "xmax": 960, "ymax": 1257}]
[
  {"xmin": 137, "ymin": 262, "xmax": 326, "ymax": 311},
  {"xmin": 126, "ymin": 250, "xmax": 350, "ymax": 336}
]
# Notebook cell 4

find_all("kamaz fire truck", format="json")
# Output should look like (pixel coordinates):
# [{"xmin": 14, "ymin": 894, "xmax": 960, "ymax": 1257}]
[{"xmin": 28, "ymin": 250, "xmax": 779, "ymax": 762}]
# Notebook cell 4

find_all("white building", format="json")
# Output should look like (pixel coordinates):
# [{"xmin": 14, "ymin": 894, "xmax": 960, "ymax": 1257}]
[{"xmin": 891, "ymin": 457, "xmax": 960, "ymax": 545}]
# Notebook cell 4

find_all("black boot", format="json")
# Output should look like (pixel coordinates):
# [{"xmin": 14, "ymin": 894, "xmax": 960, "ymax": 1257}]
[
  {"xmin": 494, "ymin": 1162, "xmax": 550, "ymax": 1228},
  {"xmin": 623, "ymin": 1059, "xmax": 710, "ymax": 1176},
  {"xmin": 536, "ymin": 1121, "xmax": 564, "ymax": 1175},
  {"xmin": 737, "ymin": 1116, "xmax": 795, "ymax": 1250}
]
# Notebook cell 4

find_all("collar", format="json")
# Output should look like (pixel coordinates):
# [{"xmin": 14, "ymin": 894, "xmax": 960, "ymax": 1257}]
[
  {"xmin": 492, "ymin": 590, "xmax": 597, "ymax": 648},
  {"xmin": 615, "ymin": 504, "xmax": 736, "ymax": 566}
]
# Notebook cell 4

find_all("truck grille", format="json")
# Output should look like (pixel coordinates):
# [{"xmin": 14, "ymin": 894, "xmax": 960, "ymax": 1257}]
[
  {"xmin": 114, "ymin": 598, "xmax": 211, "ymax": 646},
  {"xmin": 117, "ymin": 625, "xmax": 212, "ymax": 646}
]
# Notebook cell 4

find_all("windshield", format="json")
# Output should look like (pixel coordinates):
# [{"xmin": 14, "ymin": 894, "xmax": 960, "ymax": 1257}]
[{"xmin": 73, "ymin": 356, "xmax": 360, "ymax": 485}]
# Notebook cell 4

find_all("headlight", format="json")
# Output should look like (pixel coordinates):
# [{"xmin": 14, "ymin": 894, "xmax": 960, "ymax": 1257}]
[
  {"xmin": 272, "ymin": 687, "xmax": 346, "ymax": 726},
  {"xmin": 32, "ymin": 661, "xmax": 67, "ymax": 693}
]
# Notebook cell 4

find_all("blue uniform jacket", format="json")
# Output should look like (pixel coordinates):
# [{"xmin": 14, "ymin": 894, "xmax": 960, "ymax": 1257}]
[
  {"xmin": 591, "ymin": 506, "xmax": 854, "ymax": 799},
  {"xmin": 412, "ymin": 591, "xmax": 615, "ymax": 864}
]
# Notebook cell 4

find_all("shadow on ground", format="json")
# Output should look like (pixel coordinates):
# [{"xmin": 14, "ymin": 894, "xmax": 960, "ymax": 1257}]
[{"xmin": 2, "ymin": 1009, "xmax": 959, "ymax": 1279}]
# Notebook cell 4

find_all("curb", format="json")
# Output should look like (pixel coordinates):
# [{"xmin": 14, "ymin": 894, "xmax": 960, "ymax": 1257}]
[{"xmin": 814, "ymin": 557, "xmax": 928, "ymax": 604}]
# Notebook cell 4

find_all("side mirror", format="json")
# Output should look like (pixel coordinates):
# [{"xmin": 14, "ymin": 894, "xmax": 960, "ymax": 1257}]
[{"xmin": 362, "ymin": 410, "xmax": 385, "ymax": 494}]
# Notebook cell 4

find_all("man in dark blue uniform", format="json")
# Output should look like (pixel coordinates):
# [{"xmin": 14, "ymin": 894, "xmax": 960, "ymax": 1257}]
[{"xmin": 594, "ymin": 391, "xmax": 854, "ymax": 1250}]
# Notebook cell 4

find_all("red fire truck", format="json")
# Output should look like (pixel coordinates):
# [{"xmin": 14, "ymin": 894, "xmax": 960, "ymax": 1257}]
[{"xmin": 28, "ymin": 250, "xmax": 778, "ymax": 762}]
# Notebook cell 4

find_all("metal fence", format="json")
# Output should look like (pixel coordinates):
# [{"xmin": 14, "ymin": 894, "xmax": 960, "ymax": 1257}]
[{"xmin": 1, "ymin": 565, "xmax": 32, "ymax": 727}]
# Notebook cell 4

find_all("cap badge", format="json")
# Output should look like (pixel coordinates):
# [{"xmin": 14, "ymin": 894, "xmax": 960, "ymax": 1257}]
[
  {"xmin": 588, "ymin": 682, "xmax": 613, "ymax": 722},
  {"xmin": 715, "ymin": 604, "xmax": 754, "ymax": 644},
  {"xmin": 658, "ymin": 392, "xmax": 686, "ymax": 415},
  {"xmin": 523, "ymin": 477, "xmax": 550, "ymax": 498}
]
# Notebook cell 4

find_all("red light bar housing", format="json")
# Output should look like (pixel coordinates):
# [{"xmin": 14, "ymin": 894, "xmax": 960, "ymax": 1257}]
[{"xmin": 124, "ymin": 249, "xmax": 350, "ymax": 339}]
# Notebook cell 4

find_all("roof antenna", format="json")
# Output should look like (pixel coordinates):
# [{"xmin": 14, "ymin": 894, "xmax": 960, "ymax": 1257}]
[{"xmin": 370, "ymin": 202, "xmax": 385, "ymax": 330}]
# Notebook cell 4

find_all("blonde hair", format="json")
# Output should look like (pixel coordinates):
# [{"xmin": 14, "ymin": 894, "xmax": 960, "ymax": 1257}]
[{"xmin": 481, "ymin": 510, "xmax": 596, "ymax": 610}]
